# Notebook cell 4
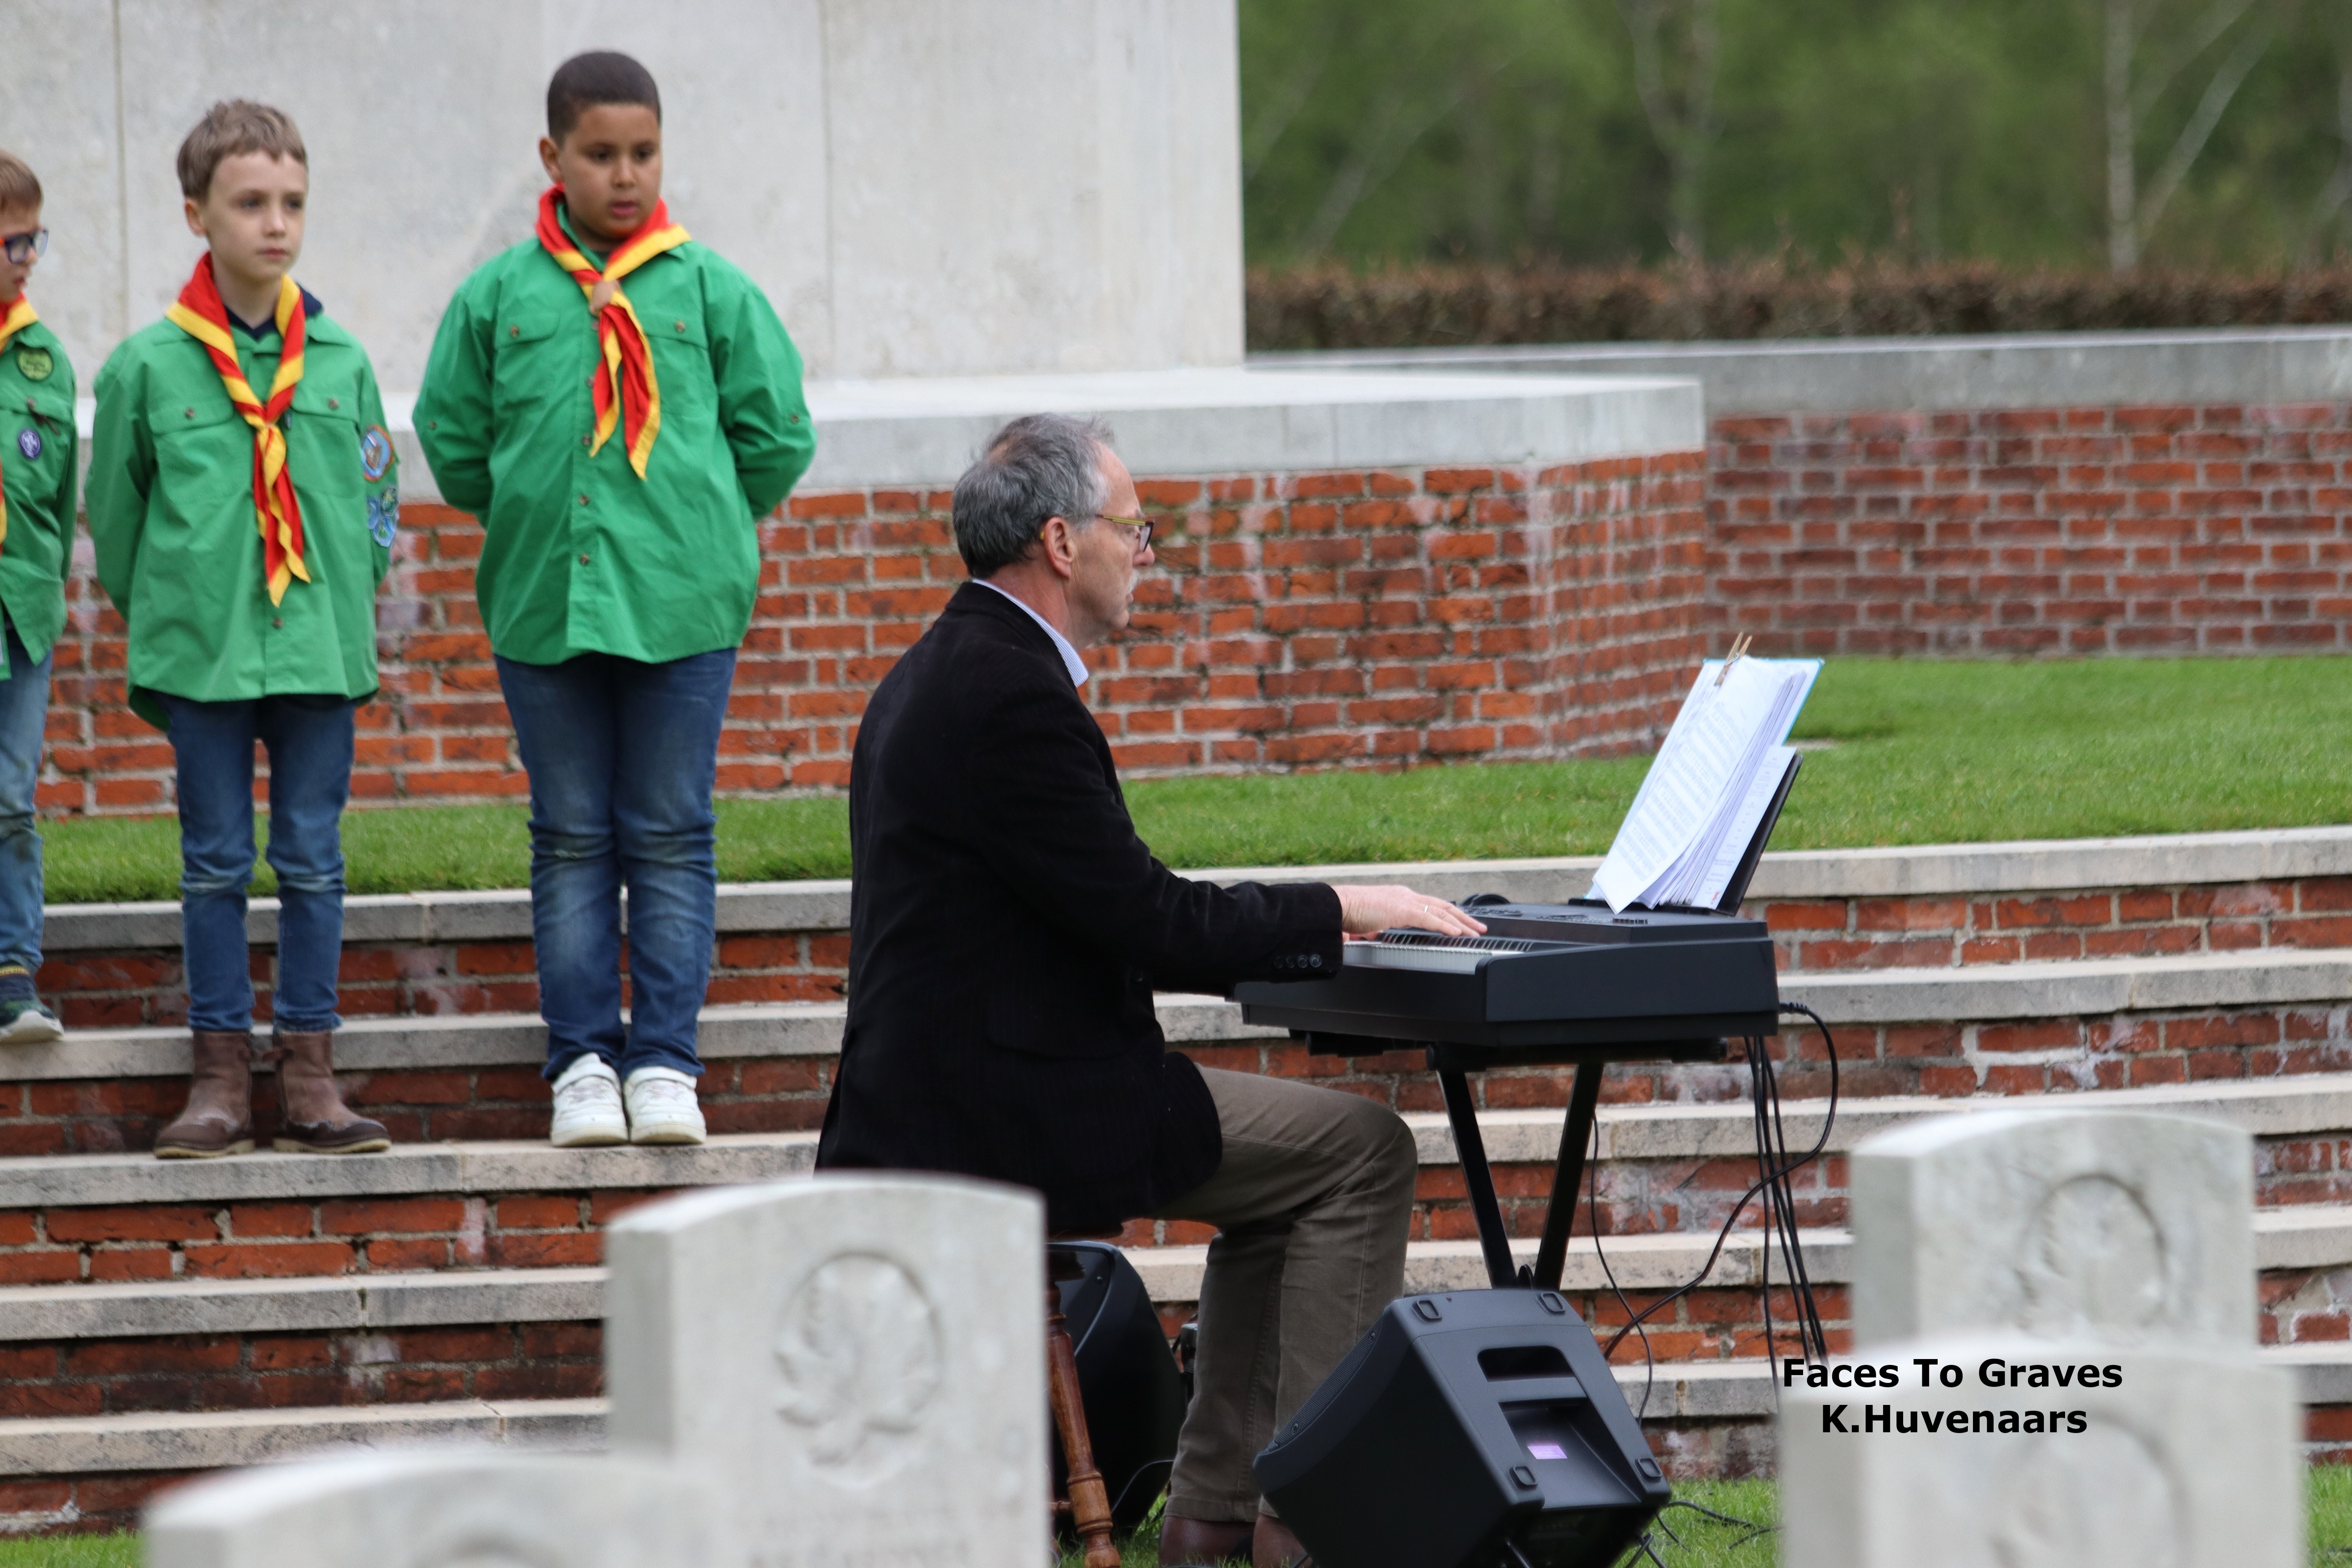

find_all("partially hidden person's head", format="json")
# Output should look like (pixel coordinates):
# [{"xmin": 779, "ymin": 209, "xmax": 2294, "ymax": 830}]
[
  {"xmin": 177, "ymin": 101, "xmax": 308, "ymax": 300},
  {"xmin": 0, "ymin": 151, "xmax": 42, "ymax": 304},
  {"xmin": 953, "ymin": 413, "xmax": 1154, "ymax": 647},
  {"xmin": 541, "ymin": 51, "xmax": 662, "ymax": 247}
]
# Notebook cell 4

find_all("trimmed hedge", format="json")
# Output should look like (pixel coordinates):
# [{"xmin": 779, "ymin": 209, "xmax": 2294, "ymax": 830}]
[{"xmin": 1245, "ymin": 260, "xmax": 2352, "ymax": 350}]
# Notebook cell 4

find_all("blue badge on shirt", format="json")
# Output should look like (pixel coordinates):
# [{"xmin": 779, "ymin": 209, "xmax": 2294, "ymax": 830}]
[
  {"xmin": 367, "ymin": 488, "xmax": 399, "ymax": 546},
  {"xmin": 358, "ymin": 425, "xmax": 393, "ymax": 483},
  {"xmin": 13, "ymin": 428, "xmax": 36, "ymax": 462}
]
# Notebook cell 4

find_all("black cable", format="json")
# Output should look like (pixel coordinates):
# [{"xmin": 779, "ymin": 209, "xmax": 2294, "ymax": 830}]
[
  {"xmin": 1753, "ymin": 1024, "xmax": 1829, "ymax": 1368},
  {"xmin": 1602, "ymin": 1003, "xmax": 1839, "ymax": 1360},
  {"xmin": 1586, "ymin": 1097, "xmax": 1655, "ymax": 1418},
  {"xmin": 1775, "ymin": 1002, "xmax": 1840, "ymax": 1361},
  {"xmin": 1747, "ymin": 1037, "xmax": 1782, "ymax": 1387}
]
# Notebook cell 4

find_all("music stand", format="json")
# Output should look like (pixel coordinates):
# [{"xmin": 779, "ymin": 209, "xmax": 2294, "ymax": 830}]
[{"xmin": 1437, "ymin": 751, "xmax": 1802, "ymax": 1291}]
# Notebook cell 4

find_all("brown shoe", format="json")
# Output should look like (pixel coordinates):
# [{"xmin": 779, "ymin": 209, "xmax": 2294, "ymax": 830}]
[
  {"xmin": 1161, "ymin": 1516, "xmax": 1256, "ymax": 1567},
  {"xmin": 154, "ymin": 1030, "xmax": 257, "ymax": 1158},
  {"xmin": 268, "ymin": 1030, "xmax": 390, "ymax": 1154}
]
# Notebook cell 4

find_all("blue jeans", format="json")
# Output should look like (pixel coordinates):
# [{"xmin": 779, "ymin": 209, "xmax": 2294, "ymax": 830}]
[
  {"xmin": 0, "ymin": 621, "xmax": 53, "ymax": 974},
  {"xmin": 162, "ymin": 695, "xmax": 355, "ymax": 1035},
  {"xmin": 495, "ymin": 649, "xmax": 734, "ymax": 1081}
]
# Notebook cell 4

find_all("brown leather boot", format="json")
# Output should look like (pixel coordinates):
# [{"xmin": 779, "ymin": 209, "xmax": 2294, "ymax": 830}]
[
  {"xmin": 268, "ymin": 1030, "xmax": 390, "ymax": 1154},
  {"xmin": 1160, "ymin": 1516, "xmax": 1256, "ymax": 1567},
  {"xmin": 154, "ymin": 1030, "xmax": 256, "ymax": 1158},
  {"xmin": 1252, "ymin": 1515, "xmax": 1313, "ymax": 1568}
]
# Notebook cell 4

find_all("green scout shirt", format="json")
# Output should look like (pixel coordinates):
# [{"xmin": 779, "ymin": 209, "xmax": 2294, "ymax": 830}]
[
  {"xmin": 0, "ymin": 319, "xmax": 76, "ymax": 672},
  {"xmin": 412, "ymin": 214, "xmax": 816, "ymax": 667},
  {"xmin": 86, "ymin": 304, "xmax": 396, "ymax": 730}
]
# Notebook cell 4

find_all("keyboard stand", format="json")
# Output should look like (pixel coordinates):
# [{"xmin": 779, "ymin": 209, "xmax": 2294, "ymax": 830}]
[{"xmin": 1428, "ymin": 1039, "xmax": 1728, "ymax": 1291}]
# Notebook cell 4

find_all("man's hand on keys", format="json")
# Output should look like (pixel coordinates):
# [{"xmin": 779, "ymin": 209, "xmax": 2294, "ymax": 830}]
[{"xmin": 1335, "ymin": 885, "xmax": 1488, "ymax": 939}]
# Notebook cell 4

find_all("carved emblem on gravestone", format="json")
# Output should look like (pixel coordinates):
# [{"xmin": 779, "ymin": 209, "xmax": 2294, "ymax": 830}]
[
  {"xmin": 1991, "ymin": 1426, "xmax": 2183, "ymax": 1568},
  {"xmin": 774, "ymin": 1252, "xmax": 944, "ymax": 1485},
  {"xmin": 405, "ymin": 1521, "xmax": 561, "ymax": 1568},
  {"xmin": 411, "ymin": 1552, "xmax": 545, "ymax": 1568},
  {"xmin": 2013, "ymin": 1175, "xmax": 2169, "ymax": 1337}
]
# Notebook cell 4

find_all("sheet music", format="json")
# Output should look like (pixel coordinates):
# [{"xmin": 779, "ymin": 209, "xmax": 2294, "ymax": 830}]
[
  {"xmin": 1691, "ymin": 745, "xmax": 1798, "ymax": 908},
  {"xmin": 1590, "ymin": 658, "xmax": 1821, "ymax": 911}
]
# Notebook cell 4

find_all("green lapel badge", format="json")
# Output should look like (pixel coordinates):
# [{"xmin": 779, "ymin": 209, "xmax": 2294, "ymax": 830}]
[{"xmin": 13, "ymin": 347, "xmax": 52, "ymax": 383}]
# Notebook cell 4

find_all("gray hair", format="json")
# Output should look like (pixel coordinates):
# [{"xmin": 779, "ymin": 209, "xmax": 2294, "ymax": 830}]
[{"xmin": 952, "ymin": 414, "xmax": 1114, "ymax": 577}]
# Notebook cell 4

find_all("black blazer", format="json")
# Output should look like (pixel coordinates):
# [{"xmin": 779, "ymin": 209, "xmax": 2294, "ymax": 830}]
[{"xmin": 814, "ymin": 583, "xmax": 1343, "ymax": 1230}]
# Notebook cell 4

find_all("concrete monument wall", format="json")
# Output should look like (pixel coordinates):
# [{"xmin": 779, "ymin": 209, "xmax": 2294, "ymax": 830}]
[{"xmin": 4, "ymin": 0, "xmax": 1244, "ymax": 388}]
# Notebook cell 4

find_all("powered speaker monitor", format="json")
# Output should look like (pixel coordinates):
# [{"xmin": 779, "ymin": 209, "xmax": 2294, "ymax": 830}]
[{"xmin": 1254, "ymin": 1289, "xmax": 1668, "ymax": 1568}]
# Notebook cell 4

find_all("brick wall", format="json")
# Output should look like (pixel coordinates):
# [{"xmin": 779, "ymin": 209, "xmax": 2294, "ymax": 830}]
[
  {"xmin": 38, "ymin": 453, "xmax": 1708, "ymax": 813},
  {"xmin": 36, "ymin": 393, "xmax": 2352, "ymax": 814},
  {"xmin": 1711, "ymin": 401, "xmax": 2352, "ymax": 655}
]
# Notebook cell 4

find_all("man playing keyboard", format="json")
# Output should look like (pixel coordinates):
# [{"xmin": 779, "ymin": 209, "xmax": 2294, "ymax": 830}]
[{"xmin": 815, "ymin": 413, "xmax": 1484, "ymax": 1568}]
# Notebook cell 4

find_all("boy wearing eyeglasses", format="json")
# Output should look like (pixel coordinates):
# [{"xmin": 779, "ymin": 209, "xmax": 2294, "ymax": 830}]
[
  {"xmin": 414, "ymin": 52, "xmax": 813, "ymax": 1149},
  {"xmin": 0, "ymin": 152, "xmax": 73, "ymax": 1047},
  {"xmin": 86, "ymin": 103, "xmax": 396, "ymax": 1160}
]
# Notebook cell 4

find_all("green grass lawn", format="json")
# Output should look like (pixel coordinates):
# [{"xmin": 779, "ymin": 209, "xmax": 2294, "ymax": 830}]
[{"xmin": 39, "ymin": 655, "xmax": 2352, "ymax": 904}]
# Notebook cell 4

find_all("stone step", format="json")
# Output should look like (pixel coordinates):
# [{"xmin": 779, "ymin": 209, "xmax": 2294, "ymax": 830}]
[
  {"xmin": 1414, "ymin": 1069, "xmax": 2352, "ymax": 1164},
  {"xmin": 11, "ymin": 1060, "xmax": 2351, "ymax": 1215},
  {"xmin": 0, "ymin": 1198, "xmax": 2342, "ymax": 1341},
  {"xmin": 2, "ymin": 1340, "xmax": 2343, "ymax": 1482},
  {"xmin": 33, "ymin": 833, "xmax": 2352, "ymax": 1039},
  {"xmin": 21, "ymin": 944, "xmax": 2352, "ymax": 1083},
  {"xmin": 8, "ymin": 942, "xmax": 2350, "ymax": 1140},
  {"xmin": 0, "ymin": 1396, "xmax": 606, "ymax": 1477},
  {"xmin": 7, "ymin": 1067, "xmax": 2352, "ymax": 1292},
  {"xmin": 0, "ymin": 995, "xmax": 1262, "ymax": 1083},
  {"xmin": 38, "ymin": 827, "xmax": 2352, "ymax": 954}
]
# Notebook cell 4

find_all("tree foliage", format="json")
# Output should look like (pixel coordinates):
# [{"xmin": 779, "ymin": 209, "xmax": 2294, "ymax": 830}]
[{"xmin": 1238, "ymin": 0, "xmax": 2352, "ymax": 270}]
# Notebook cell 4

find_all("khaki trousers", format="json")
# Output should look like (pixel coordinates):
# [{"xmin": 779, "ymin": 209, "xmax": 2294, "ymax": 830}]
[{"xmin": 1157, "ymin": 1066, "xmax": 1419, "ymax": 1523}]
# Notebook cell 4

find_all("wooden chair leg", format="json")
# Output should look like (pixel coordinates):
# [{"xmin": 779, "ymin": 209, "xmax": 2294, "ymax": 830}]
[{"xmin": 1048, "ymin": 1284, "xmax": 1122, "ymax": 1568}]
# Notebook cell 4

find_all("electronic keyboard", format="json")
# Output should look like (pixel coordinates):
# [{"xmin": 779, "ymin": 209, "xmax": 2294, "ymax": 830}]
[{"xmin": 1232, "ymin": 898, "xmax": 1780, "ymax": 1054}]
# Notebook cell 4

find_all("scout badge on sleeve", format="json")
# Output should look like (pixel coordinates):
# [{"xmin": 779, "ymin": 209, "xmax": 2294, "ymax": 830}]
[
  {"xmin": 359, "ymin": 424, "xmax": 393, "ymax": 483},
  {"xmin": 0, "ymin": 292, "xmax": 39, "ymax": 553}
]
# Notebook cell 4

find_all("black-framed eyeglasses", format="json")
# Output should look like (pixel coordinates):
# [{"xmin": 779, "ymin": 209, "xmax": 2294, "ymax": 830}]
[
  {"xmin": 1096, "ymin": 514, "xmax": 1153, "ymax": 552},
  {"xmin": 0, "ymin": 230, "xmax": 47, "ymax": 266}
]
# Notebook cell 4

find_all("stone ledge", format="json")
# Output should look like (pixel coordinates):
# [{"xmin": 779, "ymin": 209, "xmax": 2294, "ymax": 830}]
[
  {"xmin": 15, "ymin": 943, "xmax": 2352, "ymax": 1087},
  {"xmin": 0, "ymin": 1397, "xmax": 604, "ymax": 1476},
  {"xmin": 386, "ymin": 367, "xmax": 1709, "ymax": 504},
  {"xmin": 42, "ymin": 829, "xmax": 2352, "ymax": 954},
  {"xmin": 14, "ymin": 1062, "xmax": 2348, "ymax": 1208},
  {"xmin": 1264, "ymin": 328, "xmax": 2352, "ymax": 416},
  {"xmin": 41, "ymin": 882, "xmax": 851, "ymax": 955},
  {"xmin": 3, "ymin": 1338, "xmax": 2343, "ymax": 1472},
  {"xmin": 1548, "ymin": 1070, "xmax": 2352, "ymax": 1164},
  {"xmin": 1784, "ymin": 946, "xmax": 2352, "ymax": 1024},
  {"xmin": 4, "ymin": 1132, "xmax": 819, "ymax": 1209},
  {"xmin": 0, "ymin": 1268, "xmax": 605, "ymax": 1341},
  {"xmin": 7, "ymin": 1204, "xmax": 2340, "ymax": 1341},
  {"xmin": 0, "ymin": 994, "xmax": 1272, "ymax": 1083}
]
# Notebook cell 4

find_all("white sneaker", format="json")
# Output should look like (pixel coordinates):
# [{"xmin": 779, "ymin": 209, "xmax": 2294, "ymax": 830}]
[
  {"xmin": 624, "ymin": 1066, "xmax": 707, "ymax": 1145},
  {"xmin": 549, "ymin": 1056, "xmax": 628, "ymax": 1147}
]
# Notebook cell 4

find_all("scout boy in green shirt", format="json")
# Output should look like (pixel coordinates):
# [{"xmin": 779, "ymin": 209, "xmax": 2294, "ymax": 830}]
[
  {"xmin": 87, "ymin": 102, "xmax": 395, "ymax": 1160},
  {"xmin": 416, "ymin": 52, "xmax": 815, "ymax": 1149},
  {"xmin": 0, "ymin": 151, "xmax": 74, "ymax": 1047}
]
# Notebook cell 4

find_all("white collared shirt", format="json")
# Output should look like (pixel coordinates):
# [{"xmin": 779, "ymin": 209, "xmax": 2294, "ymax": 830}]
[{"xmin": 974, "ymin": 579, "xmax": 1089, "ymax": 687}]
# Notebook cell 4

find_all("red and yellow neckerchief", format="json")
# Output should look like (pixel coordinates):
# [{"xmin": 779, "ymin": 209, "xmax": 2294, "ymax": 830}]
[
  {"xmin": 534, "ymin": 186, "xmax": 690, "ymax": 477},
  {"xmin": 165, "ymin": 256, "xmax": 310, "ymax": 605},
  {"xmin": 0, "ymin": 292, "xmax": 34, "ymax": 553}
]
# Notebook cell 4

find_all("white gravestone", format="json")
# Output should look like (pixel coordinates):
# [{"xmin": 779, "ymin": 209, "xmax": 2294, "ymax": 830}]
[
  {"xmin": 144, "ymin": 1450, "xmax": 711, "ymax": 1568},
  {"xmin": 1782, "ymin": 1110, "xmax": 2297, "ymax": 1568},
  {"xmin": 604, "ymin": 1172, "xmax": 1048, "ymax": 1568},
  {"xmin": 1780, "ymin": 1335, "xmax": 2301, "ymax": 1568},
  {"xmin": 1848, "ymin": 1110, "xmax": 2256, "ymax": 1348}
]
